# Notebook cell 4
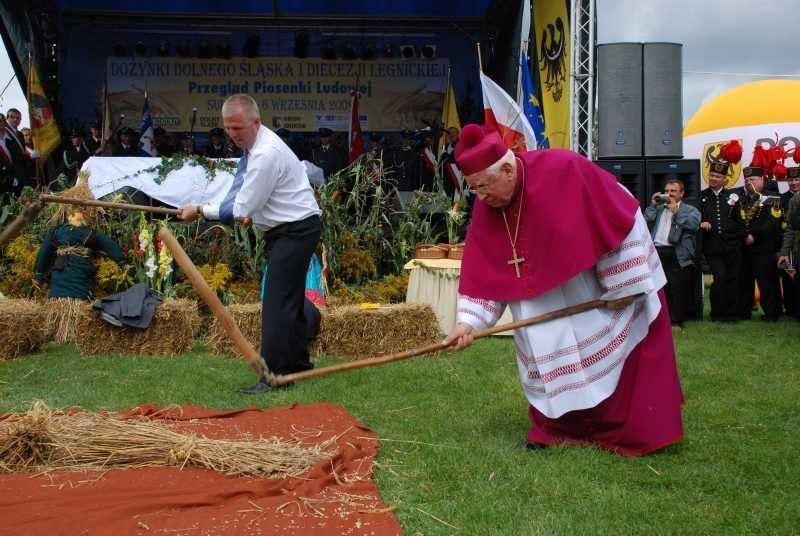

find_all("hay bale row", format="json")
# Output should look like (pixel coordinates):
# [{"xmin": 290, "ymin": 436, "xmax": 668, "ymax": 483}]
[
  {"xmin": 76, "ymin": 299, "xmax": 201, "ymax": 356},
  {"xmin": 0, "ymin": 300, "xmax": 47, "ymax": 360},
  {"xmin": 317, "ymin": 303, "xmax": 440, "ymax": 359},
  {"xmin": 206, "ymin": 303, "xmax": 262, "ymax": 357},
  {"xmin": 207, "ymin": 303, "xmax": 440, "ymax": 361}
]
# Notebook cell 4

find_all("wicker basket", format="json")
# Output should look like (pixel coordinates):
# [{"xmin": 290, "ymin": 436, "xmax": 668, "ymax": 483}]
[
  {"xmin": 414, "ymin": 243, "xmax": 448, "ymax": 259},
  {"xmin": 447, "ymin": 243, "xmax": 465, "ymax": 260}
]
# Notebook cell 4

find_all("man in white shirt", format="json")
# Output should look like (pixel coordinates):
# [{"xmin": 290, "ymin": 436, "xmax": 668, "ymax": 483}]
[{"xmin": 178, "ymin": 94, "xmax": 322, "ymax": 394}]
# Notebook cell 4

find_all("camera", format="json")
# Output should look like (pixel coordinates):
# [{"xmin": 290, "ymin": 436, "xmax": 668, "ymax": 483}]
[
  {"xmin": 779, "ymin": 260, "xmax": 793, "ymax": 271},
  {"xmin": 655, "ymin": 194, "xmax": 670, "ymax": 203}
]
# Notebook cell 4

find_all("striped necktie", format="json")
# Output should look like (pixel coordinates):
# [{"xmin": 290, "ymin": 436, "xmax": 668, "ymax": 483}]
[{"xmin": 219, "ymin": 151, "xmax": 248, "ymax": 225}]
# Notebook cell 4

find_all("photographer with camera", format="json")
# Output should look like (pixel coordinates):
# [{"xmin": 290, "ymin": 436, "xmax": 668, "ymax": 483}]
[{"xmin": 645, "ymin": 177, "xmax": 701, "ymax": 332}]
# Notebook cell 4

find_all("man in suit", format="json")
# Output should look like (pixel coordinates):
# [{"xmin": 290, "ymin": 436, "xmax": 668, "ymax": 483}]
[
  {"xmin": 390, "ymin": 129, "xmax": 421, "ymax": 192},
  {"xmin": 700, "ymin": 161, "xmax": 746, "ymax": 322},
  {"xmin": 644, "ymin": 177, "xmax": 701, "ymax": 330},
  {"xmin": 84, "ymin": 121, "xmax": 105, "ymax": 156},
  {"xmin": 5, "ymin": 107, "xmax": 39, "ymax": 188},
  {"xmin": 61, "ymin": 129, "xmax": 91, "ymax": 185},
  {"xmin": 204, "ymin": 127, "xmax": 228, "ymax": 158},
  {"xmin": 779, "ymin": 167, "xmax": 800, "ymax": 317},
  {"xmin": 0, "ymin": 113, "xmax": 28, "ymax": 195},
  {"xmin": 112, "ymin": 127, "xmax": 139, "ymax": 156},
  {"xmin": 310, "ymin": 127, "xmax": 346, "ymax": 179}
]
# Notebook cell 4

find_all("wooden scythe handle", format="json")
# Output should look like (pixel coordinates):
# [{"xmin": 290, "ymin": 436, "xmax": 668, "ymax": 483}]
[
  {"xmin": 41, "ymin": 194, "xmax": 180, "ymax": 216},
  {"xmin": 157, "ymin": 226, "xmax": 273, "ymax": 382},
  {"xmin": 0, "ymin": 200, "xmax": 45, "ymax": 248},
  {"xmin": 272, "ymin": 294, "xmax": 642, "ymax": 386}
]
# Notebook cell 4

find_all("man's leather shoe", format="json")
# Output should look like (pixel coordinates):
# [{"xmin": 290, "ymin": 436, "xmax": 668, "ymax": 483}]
[
  {"xmin": 238, "ymin": 376, "xmax": 295, "ymax": 394},
  {"xmin": 526, "ymin": 441, "xmax": 546, "ymax": 450}
]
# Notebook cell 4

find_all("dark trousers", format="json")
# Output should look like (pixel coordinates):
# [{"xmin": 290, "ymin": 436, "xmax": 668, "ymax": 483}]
[
  {"xmin": 707, "ymin": 247, "xmax": 741, "ymax": 321},
  {"xmin": 779, "ymin": 269, "xmax": 797, "ymax": 317},
  {"xmin": 656, "ymin": 246, "xmax": 693, "ymax": 326},
  {"xmin": 260, "ymin": 215, "xmax": 322, "ymax": 375},
  {"xmin": 741, "ymin": 250, "xmax": 780, "ymax": 320}
]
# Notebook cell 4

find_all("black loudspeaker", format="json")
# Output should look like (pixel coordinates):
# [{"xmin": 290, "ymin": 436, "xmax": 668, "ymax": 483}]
[
  {"xmin": 594, "ymin": 160, "xmax": 646, "ymax": 207},
  {"xmin": 643, "ymin": 43, "xmax": 683, "ymax": 158},
  {"xmin": 645, "ymin": 159, "xmax": 700, "ymax": 208},
  {"xmin": 596, "ymin": 43, "xmax": 643, "ymax": 158}
]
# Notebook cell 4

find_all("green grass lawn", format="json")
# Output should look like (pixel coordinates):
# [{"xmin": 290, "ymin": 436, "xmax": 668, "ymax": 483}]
[{"xmin": 2, "ymin": 318, "xmax": 799, "ymax": 534}]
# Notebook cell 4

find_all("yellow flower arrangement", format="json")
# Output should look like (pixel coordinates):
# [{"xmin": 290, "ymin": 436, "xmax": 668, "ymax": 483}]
[
  {"xmin": 0, "ymin": 236, "xmax": 39, "ymax": 297},
  {"xmin": 198, "ymin": 263, "xmax": 233, "ymax": 294},
  {"xmin": 95, "ymin": 257, "xmax": 131, "ymax": 296}
]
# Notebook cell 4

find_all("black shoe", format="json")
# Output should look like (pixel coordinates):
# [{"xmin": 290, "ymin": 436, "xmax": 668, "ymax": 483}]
[
  {"xmin": 238, "ymin": 377, "xmax": 294, "ymax": 395},
  {"xmin": 525, "ymin": 441, "xmax": 546, "ymax": 451}
]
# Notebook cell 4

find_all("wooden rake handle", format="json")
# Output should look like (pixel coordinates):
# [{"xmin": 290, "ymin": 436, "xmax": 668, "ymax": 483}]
[
  {"xmin": 272, "ymin": 294, "xmax": 642, "ymax": 387},
  {"xmin": 157, "ymin": 226, "xmax": 273, "ymax": 382},
  {"xmin": 41, "ymin": 194, "xmax": 180, "ymax": 216},
  {"xmin": 0, "ymin": 199, "xmax": 45, "ymax": 248}
]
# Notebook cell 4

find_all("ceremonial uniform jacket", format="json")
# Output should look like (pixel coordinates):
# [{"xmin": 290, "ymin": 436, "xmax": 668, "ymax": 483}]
[
  {"xmin": 310, "ymin": 144, "xmax": 346, "ymax": 179},
  {"xmin": 699, "ymin": 187, "xmax": 746, "ymax": 256},
  {"xmin": 735, "ymin": 188, "xmax": 783, "ymax": 254}
]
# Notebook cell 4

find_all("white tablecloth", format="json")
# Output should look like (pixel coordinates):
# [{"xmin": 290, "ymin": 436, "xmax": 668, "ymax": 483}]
[{"xmin": 404, "ymin": 258, "xmax": 512, "ymax": 335}]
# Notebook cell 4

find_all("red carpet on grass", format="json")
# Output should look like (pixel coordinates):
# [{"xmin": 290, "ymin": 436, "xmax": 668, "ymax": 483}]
[{"xmin": 0, "ymin": 403, "xmax": 402, "ymax": 535}]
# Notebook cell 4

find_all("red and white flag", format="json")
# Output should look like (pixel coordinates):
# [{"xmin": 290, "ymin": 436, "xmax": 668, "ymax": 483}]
[
  {"xmin": 480, "ymin": 71, "xmax": 537, "ymax": 152},
  {"xmin": 348, "ymin": 90, "xmax": 365, "ymax": 163}
]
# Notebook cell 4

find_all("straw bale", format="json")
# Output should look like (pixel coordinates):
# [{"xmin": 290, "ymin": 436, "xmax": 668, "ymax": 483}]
[
  {"xmin": 42, "ymin": 298, "xmax": 85, "ymax": 344},
  {"xmin": 75, "ymin": 299, "xmax": 201, "ymax": 356},
  {"xmin": 0, "ymin": 299, "xmax": 47, "ymax": 360},
  {"xmin": 205, "ymin": 302, "xmax": 438, "ymax": 361},
  {"xmin": 316, "ymin": 303, "xmax": 439, "ymax": 360},
  {"xmin": 206, "ymin": 303, "xmax": 262, "ymax": 357},
  {"xmin": 0, "ymin": 401, "xmax": 333, "ymax": 479}
]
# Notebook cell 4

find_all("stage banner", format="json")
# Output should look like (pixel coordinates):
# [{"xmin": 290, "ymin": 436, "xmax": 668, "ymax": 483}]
[
  {"xmin": 532, "ymin": 0, "xmax": 570, "ymax": 148},
  {"xmin": 106, "ymin": 57, "xmax": 450, "ymax": 133}
]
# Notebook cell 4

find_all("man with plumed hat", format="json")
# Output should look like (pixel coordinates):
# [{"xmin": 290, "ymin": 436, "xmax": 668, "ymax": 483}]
[
  {"xmin": 311, "ymin": 127, "xmax": 346, "ymax": 179},
  {"xmin": 442, "ymin": 124, "xmax": 684, "ymax": 456},
  {"xmin": 733, "ymin": 160, "xmax": 783, "ymax": 321},
  {"xmin": 699, "ymin": 141, "xmax": 747, "ymax": 322}
]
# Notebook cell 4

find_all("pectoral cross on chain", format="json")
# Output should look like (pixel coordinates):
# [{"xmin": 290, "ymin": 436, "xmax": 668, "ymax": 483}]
[{"xmin": 507, "ymin": 248, "xmax": 526, "ymax": 278}]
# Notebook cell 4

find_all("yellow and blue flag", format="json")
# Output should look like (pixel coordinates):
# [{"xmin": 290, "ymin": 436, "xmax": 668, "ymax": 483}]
[{"xmin": 519, "ymin": 51, "xmax": 549, "ymax": 149}]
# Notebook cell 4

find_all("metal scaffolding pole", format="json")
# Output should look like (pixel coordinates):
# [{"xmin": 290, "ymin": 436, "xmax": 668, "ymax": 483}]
[{"xmin": 570, "ymin": 0, "xmax": 595, "ymax": 158}]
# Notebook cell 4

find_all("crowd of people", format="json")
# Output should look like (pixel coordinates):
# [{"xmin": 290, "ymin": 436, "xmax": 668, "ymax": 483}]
[{"xmin": 0, "ymin": 106, "xmax": 465, "ymax": 200}]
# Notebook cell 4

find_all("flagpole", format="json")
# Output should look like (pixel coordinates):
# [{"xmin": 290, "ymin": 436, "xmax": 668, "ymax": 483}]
[
  {"xmin": 476, "ymin": 42, "xmax": 483, "ymax": 73},
  {"xmin": 440, "ymin": 66, "xmax": 452, "ymax": 156}
]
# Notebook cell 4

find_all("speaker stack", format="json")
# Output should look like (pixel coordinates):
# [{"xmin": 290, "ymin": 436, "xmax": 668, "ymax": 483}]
[{"xmin": 596, "ymin": 42, "xmax": 688, "ymax": 207}]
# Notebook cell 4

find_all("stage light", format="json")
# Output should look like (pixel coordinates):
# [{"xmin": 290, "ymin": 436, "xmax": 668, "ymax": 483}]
[
  {"xmin": 134, "ymin": 41, "xmax": 147, "ymax": 56},
  {"xmin": 420, "ymin": 44, "xmax": 436, "ymax": 59},
  {"xmin": 383, "ymin": 44, "xmax": 394, "ymax": 58},
  {"xmin": 400, "ymin": 45, "xmax": 415, "ymax": 60}
]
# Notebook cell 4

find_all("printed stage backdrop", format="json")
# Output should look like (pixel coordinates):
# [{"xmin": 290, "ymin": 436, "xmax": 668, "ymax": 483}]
[{"xmin": 107, "ymin": 57, "xmax": 450, "ymax": 133}]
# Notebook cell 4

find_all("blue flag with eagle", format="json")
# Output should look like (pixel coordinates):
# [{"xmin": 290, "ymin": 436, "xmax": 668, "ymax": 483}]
[
  {"xmin": 138, "ymin": 93, "xmax": 156, "ymax": 156},
  {"xmin": 520, "ymin": 51, "xmax": 549, "ymax": 148}
]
